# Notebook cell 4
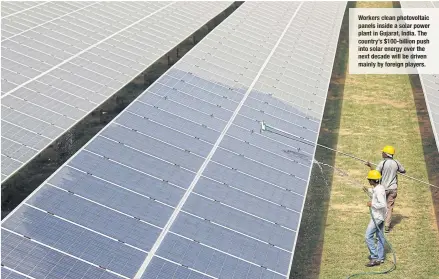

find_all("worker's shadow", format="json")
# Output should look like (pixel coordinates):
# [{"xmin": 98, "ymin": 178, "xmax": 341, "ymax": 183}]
[
  {"xmin": 391, "ymin": 214, "xmax": 407, "ymax": 228},
  {"xmin": 383, "ymin": 214, "xmax": 407, "ymax": 254}
]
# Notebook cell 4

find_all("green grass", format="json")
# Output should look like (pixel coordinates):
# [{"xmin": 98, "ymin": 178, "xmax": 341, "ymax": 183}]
[{"xmin": 316, "ymin": 2, "xmax": 439, "ymax": 279}]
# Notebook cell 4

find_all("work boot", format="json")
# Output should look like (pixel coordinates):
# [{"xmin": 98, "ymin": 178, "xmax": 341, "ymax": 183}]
[
  {"xmin": 368, "ymin": 256, "xmax": 384, "ymax": 263},
  {"xmin": 385, "ymin": 226, "xmax": 390, "ymax": 233},
  {"xmin": 365, "ymin": 259, "xmax": 381, "ymax": 267}
]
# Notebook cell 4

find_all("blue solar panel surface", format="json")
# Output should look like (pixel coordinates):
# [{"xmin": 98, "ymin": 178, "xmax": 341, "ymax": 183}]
[{"xmin": 1, "ymin": 2, "xmax": 347, "ymax": 279}]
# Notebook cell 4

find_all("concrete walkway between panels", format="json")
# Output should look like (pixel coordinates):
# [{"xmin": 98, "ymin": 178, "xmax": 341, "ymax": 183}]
[{"xmin": 290, "ymin": 1, "xmax": 439, "ymax": 279}]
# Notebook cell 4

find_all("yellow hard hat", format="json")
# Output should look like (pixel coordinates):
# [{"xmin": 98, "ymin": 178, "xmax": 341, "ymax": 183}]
[
  {"xmin": 367, "ymin": 170, "xmax": 382, "ymax": 180},
  {"xmin": 382, "ymin": 145, "xmax": 395, "ymax": 155}
]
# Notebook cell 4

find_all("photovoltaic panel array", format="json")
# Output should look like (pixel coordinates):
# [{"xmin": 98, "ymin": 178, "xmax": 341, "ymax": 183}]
[
  {"xmin": 1, "ymin": 2, "xmax": 347, "ymax": 279},
  {"xmin": 1, "ymin": 1, "xmax": 233, "ymax": 182},
  {"xmin": 419, "ymin": 74, "xmax": 439, "ymax": 152},
  {"xmin": 400, "ymin": 1, "xmax": 439, "ymax": 152},
  {"xmin": 1, "ymin": 1, "xmax": 92, "ymax": 40},
  {"xmin": 400, "ymin": 1, "xmax": 438, "ymax": 8},
  {"xmin": 0, "ymin": 1, "xmax": 49, "ymax": 19}
]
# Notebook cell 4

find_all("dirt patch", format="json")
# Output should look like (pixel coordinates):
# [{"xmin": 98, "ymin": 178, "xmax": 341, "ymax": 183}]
[
  {"xmin": 396, "ymin": 207, "xmax": 414, "ymax": 216},
  {"xmin": 338, "ymin": 128, "xmax": 365, "ymax": 136},
  {"xmin": 331, "ymin": 203, "xmax": 365, "ymax": 212},
  {"xmin": 348, "ymin": 95, "xmax": 411, "ymax": 109},
  {"xmin": 381, "ymin": 98, "xmax": 412, "ymax": 109}
]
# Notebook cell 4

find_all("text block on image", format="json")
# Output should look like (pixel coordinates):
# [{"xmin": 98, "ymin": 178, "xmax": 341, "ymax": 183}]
[{"xmin": 349, "ymin": 8, "xmax": 439, "ymax": 74}]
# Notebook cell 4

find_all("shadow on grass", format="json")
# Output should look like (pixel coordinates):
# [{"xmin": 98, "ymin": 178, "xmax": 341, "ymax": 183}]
[
  {"xmin": 392, "ymin": 1, "xmax": 400, "ymax": 8},
  {"xmin": 390, "ymin": 213, "xmax": 408, "ymax": 228},
  {"xmin": 288, "ymin": 2, "xmax": 355, "ymax": 278},
  {"xmin": 408, "ymin": 73, "xmax": 439, "ymax": 232}
]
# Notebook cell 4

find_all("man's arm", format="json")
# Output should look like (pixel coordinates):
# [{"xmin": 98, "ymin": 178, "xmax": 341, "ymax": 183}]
[
  {"xmin": 365, "ymin": 160, "xmax": 381, "ymax": 170},
  {"xmin": 365, "ymin": 162, "xmax": 374, "ymax": 170},
  {"xmin": 396, "ymin": 160, "xmax": 406, "ymax": 173}
]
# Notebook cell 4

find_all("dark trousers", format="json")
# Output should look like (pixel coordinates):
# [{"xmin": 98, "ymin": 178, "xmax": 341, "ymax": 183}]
[{"xmin": 385, "ymin": 189, "xmax": 397, "ymax": 227}]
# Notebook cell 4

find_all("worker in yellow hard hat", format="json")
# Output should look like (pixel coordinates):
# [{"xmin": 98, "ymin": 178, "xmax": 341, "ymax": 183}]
[
  {"xmin": 365, "ymin": 145, "xmax": 406, "ymax": 232},
  {"xmin": 364, "ymin": 170, "xmax": 387, "ymax": 267}
]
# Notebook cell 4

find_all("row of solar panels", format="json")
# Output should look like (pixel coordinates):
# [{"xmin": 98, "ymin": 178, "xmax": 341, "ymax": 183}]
[
  {"xmin": 399, "ymin": 1, "xmax": 439, "ymax": 152},
  {"xmin": 1, "ymin": 1, "xmax": 347, "ymax": 279},
  {"xmin": 1, "ymin": 1, "xmax": 233, "ymax": 182}
]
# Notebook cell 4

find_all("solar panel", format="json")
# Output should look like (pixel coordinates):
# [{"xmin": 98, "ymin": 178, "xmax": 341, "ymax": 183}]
[
  {"xmin": 419, "ymin": 74, "xmax": 439, "ymax": 151},
  {"xmin": 0, "ymin": 1, "xmax": 50, "ymax": 19},
  {"xmin": 399, "ymin": 1, "xmax": 436, "ymax": 8},
  {"xmin": 400, "ymin": 1, "xmax": 439, "ymax": 152},
  {"xmin": 419, "ymin": 0, "xmax": 439, "ymax": 152},
  {"xmin": 1, "ymin": 1, "xmax": 233, "ymax": 182},
  {"xmin": 1, "ymin": 265, "xmax": 32, "ymax": 279},
  {"xmin": 1, "ymin": 2, "xmax": 347, "ymax": 279},
  {"xmin": 1, "ymin": 1, "xmax": 93, "ymax": 40}
]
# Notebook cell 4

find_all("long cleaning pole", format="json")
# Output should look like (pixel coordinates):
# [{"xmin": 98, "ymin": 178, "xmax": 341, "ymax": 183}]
[{"xmin": 260, "ymin": 121, "xmax": 438, "ymax": 189}]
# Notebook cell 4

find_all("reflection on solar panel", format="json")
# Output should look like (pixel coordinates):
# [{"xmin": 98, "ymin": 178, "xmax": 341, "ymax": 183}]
[
  {"xmin": 400, "ymin": 2, "xmax": 439, "ymax": 152},
  {"xmin": 0, "ymin": 1, "xmax": 233, "ymax": 182},
  {"xmin": 1, "ymin": 1, "xmax": 347, "ymax": 279}
]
